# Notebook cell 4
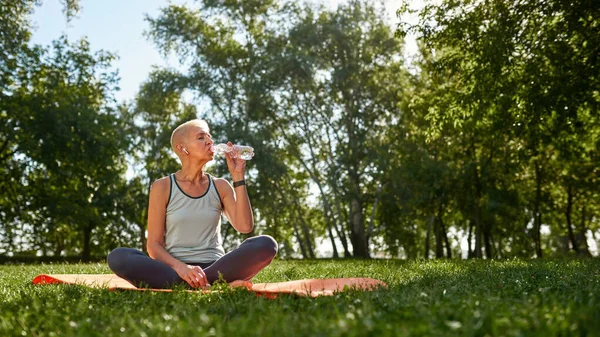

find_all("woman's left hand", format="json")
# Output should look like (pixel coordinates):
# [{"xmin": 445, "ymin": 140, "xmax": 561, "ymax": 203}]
[{"xmin": 225, "ymin": 141, "xmax": 246, "ymax": 180}]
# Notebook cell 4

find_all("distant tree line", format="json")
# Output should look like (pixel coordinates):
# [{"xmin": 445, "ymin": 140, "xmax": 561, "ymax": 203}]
[{"xmin": 1, "ymin": 0, "xmax": 598, "ymax": 260}]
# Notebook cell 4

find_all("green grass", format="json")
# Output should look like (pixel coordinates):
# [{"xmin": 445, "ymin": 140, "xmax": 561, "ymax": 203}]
[{"xmin": 1, "ymin": 259, "xmax": 599, "ymax": 336}]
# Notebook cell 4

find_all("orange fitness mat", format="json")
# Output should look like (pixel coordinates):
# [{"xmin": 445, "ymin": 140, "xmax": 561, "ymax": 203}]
[{"xmin": 32, "ymin": 274, "xmax": 387, "ymax": 298}]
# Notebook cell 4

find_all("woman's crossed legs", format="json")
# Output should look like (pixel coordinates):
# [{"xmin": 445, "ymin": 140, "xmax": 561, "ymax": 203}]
[{"xmin": 107, "ymin": 235, "xmax": 278, "ymax": 289}]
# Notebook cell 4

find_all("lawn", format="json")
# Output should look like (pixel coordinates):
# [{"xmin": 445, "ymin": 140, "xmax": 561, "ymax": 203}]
[{"xmin": 1, "ymin": 258, "xmax": 599, "ymax": 336}]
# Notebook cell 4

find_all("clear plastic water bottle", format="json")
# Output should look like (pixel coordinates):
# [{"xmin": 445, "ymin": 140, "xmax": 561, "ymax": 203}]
[{"xmin": 212, "ymin": 143, "xmax": 255, "ymax": 160}]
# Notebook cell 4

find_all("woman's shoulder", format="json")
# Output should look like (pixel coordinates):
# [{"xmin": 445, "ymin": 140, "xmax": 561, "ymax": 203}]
[
  {"xmin": 210, "ymin": 175, "xmax": 233, "ymax": 197},
  {"xmin": 150, "ymin": 175, "xmax": 172, "ymax": 194},
  {"xmin": 210, "ymin": 175, "xmax": 227, "ymax": 183},
  {"xmin": 210, "ymin": 175, "xmax": 231, "ymax": 187}
]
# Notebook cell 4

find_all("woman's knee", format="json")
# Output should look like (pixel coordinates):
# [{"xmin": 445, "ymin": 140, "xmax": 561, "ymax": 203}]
[
  {"xmin": 107, "ymin": 247, "xmax": 133, "ymax": 273},
  {"xmin": 254, "ymin": 235, "xmax": 278, "ymax": 259}
]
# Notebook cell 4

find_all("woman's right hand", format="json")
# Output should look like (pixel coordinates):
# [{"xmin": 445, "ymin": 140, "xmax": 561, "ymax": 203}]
[{"xmin": 174, "ymin": 264, "xmax": 209, "ymax": 289}]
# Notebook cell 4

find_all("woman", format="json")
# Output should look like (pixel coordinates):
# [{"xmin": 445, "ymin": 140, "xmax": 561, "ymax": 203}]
[{"xmin": 108, "ymin": 119, "xmax": 277, "ymax": 289}]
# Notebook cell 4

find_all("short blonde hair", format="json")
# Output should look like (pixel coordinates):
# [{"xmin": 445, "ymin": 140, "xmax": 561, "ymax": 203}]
[{"xmin": 170, "ymin": 119, "xmax": 210, "ymax": 151}]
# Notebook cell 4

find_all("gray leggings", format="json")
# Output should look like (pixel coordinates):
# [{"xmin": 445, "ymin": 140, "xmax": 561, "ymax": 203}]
[{"xmin": 107, "ymin": 235, "xmax": 278, "ymax": 289}]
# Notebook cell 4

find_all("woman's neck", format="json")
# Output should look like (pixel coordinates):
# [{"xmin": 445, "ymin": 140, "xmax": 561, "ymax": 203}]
[{"xmin": 176, "ymin": 166, "xmax": 206, "ymax": 184}]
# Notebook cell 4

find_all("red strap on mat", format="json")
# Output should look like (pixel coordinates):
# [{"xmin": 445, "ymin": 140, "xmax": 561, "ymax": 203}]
[{"xmin": 32, "ymin": 274, "xmax": 387, "ymax": 298}]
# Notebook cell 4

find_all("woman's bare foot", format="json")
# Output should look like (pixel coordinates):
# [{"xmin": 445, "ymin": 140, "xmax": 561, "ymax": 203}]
[{"xmin": 228, "ymin": 280, "xmax": 253, "ymax": 289}]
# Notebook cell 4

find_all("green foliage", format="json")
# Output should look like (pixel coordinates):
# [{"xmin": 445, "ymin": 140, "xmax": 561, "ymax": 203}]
[
  {"xmin": 0, "ymin": 0, "xmax": 136, "ymax": 257},
  {"xmin": 276, "ymin": 0, "xmax": 408, "ymax": 258},
  {"xmin": 1, "ymin": 259, "xmax": 599, "ymax": 336},
  {"xmin": 1, "ymin": 0, "xmax": 599, "ymax": 259},
  {"xmin": 395, "ymin": 0, "xmax": 600, "ymax": 258},
  {"xmin": 145, "ymin": 0, "xmax": 410, "ymax": 258},
  {"xmin": 9, "ymin": 36, "xmax": 131, "ymax": 257}
]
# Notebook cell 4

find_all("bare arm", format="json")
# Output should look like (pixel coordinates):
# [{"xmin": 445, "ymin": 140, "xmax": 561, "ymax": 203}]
[
  {"xmin": 146, "ymin": 177, "xmax": 183, "ymax": 268},
  {"xmin": 216, "ymin": 178, "xmax": 254, "ymax": 233},
  {"xmin": 216, "ymin": 144, "xmax": 254, "ymax": 233}
]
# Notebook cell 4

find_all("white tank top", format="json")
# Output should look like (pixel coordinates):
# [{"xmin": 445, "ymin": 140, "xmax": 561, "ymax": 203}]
[{"xmin": 165, "ymin": 173, "xmax": 225, "ymax": 263}]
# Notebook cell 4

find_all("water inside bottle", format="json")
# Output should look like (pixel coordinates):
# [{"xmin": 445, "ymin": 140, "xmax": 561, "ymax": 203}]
[
  {"xmin": 237, "ymin": 147, "xmax": 254, "ymax": 160},
  {"xmin": 212, "ymin": 144, "xmax": 254, "ymax": 160}
]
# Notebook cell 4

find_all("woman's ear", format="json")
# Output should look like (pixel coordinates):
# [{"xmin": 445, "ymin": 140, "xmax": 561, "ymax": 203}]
[{"xmin": 177, "ymin": 145, "xmax": 189, "ymax": 155}]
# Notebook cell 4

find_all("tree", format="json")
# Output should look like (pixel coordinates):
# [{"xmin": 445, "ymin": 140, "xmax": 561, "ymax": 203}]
[
  {"xmin": 0, "ymin": 0, "xmax": 80, "ymax": 253},
  {"xmin": 0, "ymin": 1, "xmax": 138, "ymax": 258},
  {"xmin": 277, "ymin": 0, "xmax": 408, "ymax": 257},
  {"xmin": 16, "ymin": 36, "xmax": 129, "ymax": 258},
  {"xmin": 399, "ymin": 0, "xmax": 600, "ymax": 258},
  {"xmin": 145, "ymin": 0, "xmax": 317, "ymax": 252}
]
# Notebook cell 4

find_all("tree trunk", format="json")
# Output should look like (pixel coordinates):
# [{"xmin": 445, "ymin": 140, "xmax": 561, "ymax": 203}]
[
  {"xmin": 434, "ymin": 217, "xmax": 444, "ymax": 259},
  {"xmin": 467, "ymin": 220, "xmax": 474, "ymax": 258},
  {"xmin": 319, "ymin": 116, "xmax": 352, "ymax": 257},
  {"xmin": 54, "ymin": 239, "xmax": 64, "ymax": 257},
  {"xmin": 533, "ymin": 163, "xmax": 543, "ymax": 258},
  {"xmin": 578, "ymin": 206, "xmax": 592, "ymax": 256},
  {"xmin": 297, "ymin": 213, "xmax": 316, "ymax": 259},
  {"xmin": 298, "ymin": 163, "xmax": 337, "ymax": 258},
  {"xmin": 332, "ymin": 197, "xmax": 352, "ymax": 257},
  {"xmin": 277, "ymin": 123, "xmax": 341, "ymax": 258},
  {"xmin": 334, "ymin": 221, "xmax": 350, "ymax": 257},
  {"xmin": 292, "ymin": 222, "xmax": 308, "ymax": 259},
  {"xmin": 565, "ymin": 183, "xmax": 579, "ymax": 253},
  {"xmin": 424, "ymin": 215, "xmax": 434, "ymax": 259},
  {"xmin": 468, "ymin": 137, "xmax": 484, "ymax": 258},
  {"xmin": 440, "ymin": 216, "xmax": 452, "ymax": 258},
  {"xmin": 366, "ymin": 182, "xmax": 386, "ymax": 244},
  {"xmin": 285, "ymin": 182, "xmax": 316, "ymax": 259},
  {"xmin": 318, "ymin": 195, "xmax": 338, "ymax": 258},
  {"xmin": 350, "ymin": 197, "xmax": 369, "ymax": 258},
  {"xmin": 325, "ymin": 224, "xmax": 338, "ymax": 258},
  {"xmin": 82, "ymin": 223, "xmax": 92, "ymax": 261},
  {"xmin": 474, "ymin": 212, "xmax": 483, "ymax": 258},
  {"xmin": 324, "ymin": 169, "xmax": 352, "ymax": 257},
  {"xmin": 495, "ymin": 236, "xmax": 504, "ymax": 259},
  {"xmin": 274, "ymin": 180, "xmax": 315, "ymax": 258},
  {"xmin": 483, "ymin": 223, "xmax": 493, "ymax": 259},
  {"xmin": 473, "ymin": 164, "xmax": 484, "ymax": 258},
  {"xmin": 322, "ymin": 131, "xmax": 351, "ymax": 257}
]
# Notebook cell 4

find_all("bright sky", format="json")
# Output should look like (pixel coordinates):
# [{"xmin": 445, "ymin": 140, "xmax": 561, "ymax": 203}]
[
  {"xmin": 31, "ymin": 0, "xmax": 188, "ymax": 103},
  {"xmin": 30, "ymin": 0, "xmax": 404, "ymax": 103}
]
